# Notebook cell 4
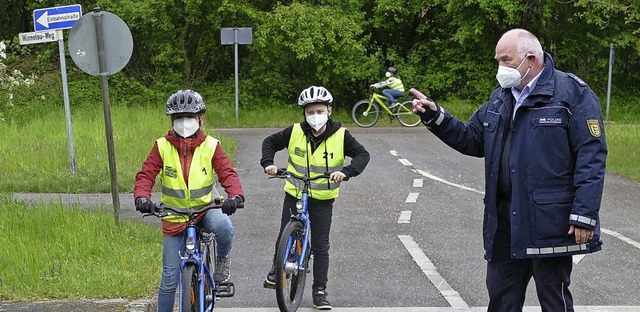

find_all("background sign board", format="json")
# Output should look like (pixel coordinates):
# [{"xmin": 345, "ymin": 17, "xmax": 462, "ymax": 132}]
[
  {"xmin": 18, "ymin": 30, "xmax": 59, "ymax": 45},
  {"xmin": 68, "ymin": 11, "xmax": 133, "ymax": 76},
  {"xmin": 221, "ymin": 27, "xmax": 253, "ymax": 45},
  {"xmin": 33, "ymin": 4, "xmax": 82, "ymax": 31}
]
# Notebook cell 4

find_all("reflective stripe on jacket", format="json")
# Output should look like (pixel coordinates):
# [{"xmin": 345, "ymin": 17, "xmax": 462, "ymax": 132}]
[
  {"xmin": 157, "ymin": 135, "xmax": 218, "ymax": 222},
  {"xmin": 284, "ymin": 123, "xmax": 345, "ymax": 200}
]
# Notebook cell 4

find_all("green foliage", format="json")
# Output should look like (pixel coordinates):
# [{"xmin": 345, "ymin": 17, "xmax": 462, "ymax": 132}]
[{"xmin": 247, "ymin": 2, "xmax": 378, "ymax": 108}]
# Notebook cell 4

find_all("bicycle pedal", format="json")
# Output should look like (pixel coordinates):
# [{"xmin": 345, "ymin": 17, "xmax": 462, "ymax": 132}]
[
  {"xmin": 263, "ymin": 281, "xmax": 275, "ymax": 289},
  {"xmin": 215, "ymin": 282, "xmax": 235, "ymax": 297}
]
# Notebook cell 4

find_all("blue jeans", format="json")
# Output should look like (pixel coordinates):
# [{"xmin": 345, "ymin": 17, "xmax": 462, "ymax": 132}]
[
  {"xmin": 157, "ymin": 209, "xmax": 234, "ymax": 312},
  {"xmin": 382, "ymin": 89, "xmax": 405, "ymax": 106}
]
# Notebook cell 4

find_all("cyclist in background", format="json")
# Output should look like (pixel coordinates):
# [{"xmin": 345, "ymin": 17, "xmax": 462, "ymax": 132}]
[
  {"xmin": 370, "ymin": 66, "xmax": 405, "ymax": 108},
  {"xmin": 133, "ymin": 89, "xmax": 244, "ymax": 312},
  {"xmin": 261, "ymin": 86, "xmax": 370, "ymax": 310}
]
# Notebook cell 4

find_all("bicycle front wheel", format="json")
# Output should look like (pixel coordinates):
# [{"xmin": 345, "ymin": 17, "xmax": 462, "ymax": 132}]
[
  {"xmin": 396, "ymin": 100, "xmax": 421, "ymax": 127},
  {"xmin": 352, "ymin": 100, "xmax": 379, "ymax": 128},
  {"xmin": 275, "ymin": 220, "xmax": 309, "ymax": 312},
  {"xmin": 181, "ymin": 263, "xmax": 199, "ymax": 312}
]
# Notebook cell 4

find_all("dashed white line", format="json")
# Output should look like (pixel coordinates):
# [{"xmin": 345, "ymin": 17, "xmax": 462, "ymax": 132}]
[
  {"xmin": 390, "ymin": 150, "xmax": 399, "ymax": 156},
  {"xmin": 406, "ymin": 192, "xmax": 419, "ymax": 203},
  {"xmin": 573, "ymin": 254, "xmax": 586, "ymax": 264},
  {"xmin": 398, "ymin": 235, "xmax": 469, "ymax": 308},
  {"xmin": 413, "ymin": 178, "xmax": 423, "ymax": 187},
  {"xmin": 399, "ymin": 158, "xmax": 412, "ymax": 166},
  {"xmin": 398, "ymin": 211, "xmax": 412, "ymax": 223}
]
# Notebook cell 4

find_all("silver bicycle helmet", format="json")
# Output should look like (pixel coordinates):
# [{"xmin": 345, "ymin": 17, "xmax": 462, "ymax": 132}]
[
  {"xmin": 298, "ymin": 86, "xmax": 333, "ymax": 106},
  {"xmin": 165, "ymin": 89, "xmax": 206, "ymax": 115}
]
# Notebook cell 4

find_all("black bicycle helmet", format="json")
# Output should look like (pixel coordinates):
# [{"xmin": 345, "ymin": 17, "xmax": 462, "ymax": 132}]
[
  {"xmin": 387, "ymin": 67, "xmax": 398, "ymax": 75},
  {"xmin": 298, "ymin": 86, "xmax": 333, "ymax": 106},
  {"xmin": 165, "ymin": 89, "xmax": 206, "ymax": 115}
]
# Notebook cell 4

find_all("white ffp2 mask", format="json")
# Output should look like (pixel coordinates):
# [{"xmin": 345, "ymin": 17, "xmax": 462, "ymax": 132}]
[
  {"xmin": 173, "ymin": 117, "xmax": 199, "ymax": 137},
  {"xmin": 495, "ymin": 55, "xmax": 530, "ymax": 88},
  {"xmin": 306, "ymin": 114, "xmax": 328, "ymax": 132}
]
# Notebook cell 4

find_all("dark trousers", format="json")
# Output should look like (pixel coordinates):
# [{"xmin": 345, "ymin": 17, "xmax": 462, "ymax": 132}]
[
  {"xmin": 488, "ymin": 201, "xmax": 574, "ymax": 312},
  {"xmin": 274, "ymin": 193, "xmax": 333, "ymax": 290}
]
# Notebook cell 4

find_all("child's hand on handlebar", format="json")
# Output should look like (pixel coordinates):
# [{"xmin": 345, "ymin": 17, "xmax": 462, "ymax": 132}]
[
  {"xmin": 330, "ymin": 171, "xmax": 346, "ymax": 183},
  {"xmin": 264, "ymin": 165, "xmax": 278, "ymax": 176}
]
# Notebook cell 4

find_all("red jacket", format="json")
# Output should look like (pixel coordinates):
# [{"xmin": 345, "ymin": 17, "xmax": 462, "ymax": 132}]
[{"xmin": 134, "ymin": 129, "xmax": 244, "ymax": 237}]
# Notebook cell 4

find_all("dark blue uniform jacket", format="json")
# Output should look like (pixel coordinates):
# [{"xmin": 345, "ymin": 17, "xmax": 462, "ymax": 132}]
[{"xmin": 423, "ymin": 54, "xmax": 607, "ymax": 261}]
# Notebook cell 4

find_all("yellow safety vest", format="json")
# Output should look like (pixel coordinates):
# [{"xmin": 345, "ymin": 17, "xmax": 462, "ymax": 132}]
[
  {"xmin": 388, "ymin": 77, "xmax": 405, "ymax": 92},
  {"xmin": 156, "ymin": 136, "xmax": 218, "ymax": 222},
  {"xmin": 284, "ymin": 123, "xmax": 345, "ymax": 200}
]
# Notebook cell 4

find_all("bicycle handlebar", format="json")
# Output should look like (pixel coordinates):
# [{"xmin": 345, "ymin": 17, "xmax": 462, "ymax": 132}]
[
  {"xmin": 144, "ymin": 200, "xmax": 244, "ymax": 219},
  {"xmin": 269, "ymin": 168, "xmax": 348, "ymax": 182}
]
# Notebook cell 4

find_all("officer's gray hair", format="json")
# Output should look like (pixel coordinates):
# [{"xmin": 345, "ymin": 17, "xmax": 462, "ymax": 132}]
[{"xmin": 513, "ymin": 29, "xmax": 544, "ymax": 64}]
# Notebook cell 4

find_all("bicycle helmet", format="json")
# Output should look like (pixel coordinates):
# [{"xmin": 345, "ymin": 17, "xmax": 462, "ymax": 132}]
[
  {"xmin": 387, "ymin": 67, "xmax": 398, "ymax": 75},
  {"xmin": 298, "ymin": 86, "xmax": 333, "ymax": 106},
  {"xmin": 165, "ymin": 89, "xmax": 206, "ymax": 115}
]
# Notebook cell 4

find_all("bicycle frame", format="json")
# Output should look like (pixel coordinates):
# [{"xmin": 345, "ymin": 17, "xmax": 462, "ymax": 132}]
[
  {"xmin": 369, "ymin": 93, "xmax": 394, "ymax": 115},
  {"xmin": 179, "ymin": 223, "xmax": 214, "ymax": 312},
  {"xmin": 282, "ymin": 181, "xmax": 312, "ymax": 273},
  {"xmin": 146, "ymin": 203, "xmax": 242, "ymax": 312}
]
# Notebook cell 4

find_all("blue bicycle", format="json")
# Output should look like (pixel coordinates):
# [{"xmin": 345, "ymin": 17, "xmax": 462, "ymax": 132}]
[
  {"xmin": 144, "ymin": 201, "xmax": 242, "ymax": 312},
  {"xmin": 270, "ymin": 169, "xmax": 332, "ymax": 312}
]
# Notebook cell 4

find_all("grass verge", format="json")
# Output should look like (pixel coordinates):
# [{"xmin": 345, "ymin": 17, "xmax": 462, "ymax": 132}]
[{"xmin": 0, "ymin": 197, "xmax": 161, "ymax": 301}]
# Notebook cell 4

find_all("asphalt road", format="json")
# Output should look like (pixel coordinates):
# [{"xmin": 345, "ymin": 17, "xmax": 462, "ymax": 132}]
[{"xmin": 7, "ymin": 127, "xmax": 640, "ymax": 311}]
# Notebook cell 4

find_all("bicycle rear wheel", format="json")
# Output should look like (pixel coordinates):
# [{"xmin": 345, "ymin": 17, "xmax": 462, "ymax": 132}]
[
  {"xmin": 352, "ymin": 100, "xmax": 379, "ymax": 128},
  {"xmin": 275, "ymin": 220, "xmax": 309, "ymax": 312},
  {"xmin": 181, "ymin": 263, "xmax": 199, "ymax": 312},
  {"xmin": 396, "ymin": 100, "xmax": 421, "ymax": 127}
]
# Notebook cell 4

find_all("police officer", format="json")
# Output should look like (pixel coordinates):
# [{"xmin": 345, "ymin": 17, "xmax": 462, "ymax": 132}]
[{"xmin": 411, "ymin": 29, "xmax": 607, "ymax": 311}]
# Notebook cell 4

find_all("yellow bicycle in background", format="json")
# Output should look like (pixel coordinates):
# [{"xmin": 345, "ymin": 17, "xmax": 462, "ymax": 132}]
[{"xmin": 351, "ymin": 91, "xmax": 421, "ymax": 127}]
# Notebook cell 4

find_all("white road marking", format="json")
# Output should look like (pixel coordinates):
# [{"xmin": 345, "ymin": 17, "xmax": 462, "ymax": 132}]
[
  {"xmin": 413, "ymin": 178, "xmax": 424, "ymax": 187},
  {"xmin": 414, "ymin": 169, "xmax": 484, "ymax": 195},
  {"xmin": 390, "ymin": 150, "xmax": 399, "ymax": 156},
  {"xmin": 398, "ymin": 235, "xmax": 469, "ymax": 308},
  {"xmin": 398, "ymin": 211, "xmax": 412, "ymax": 223},
  {"xmin": 406, "ymin": 192, "xmax": 419, "ymax": 203},
  {"xmin": 601, "ymin": 228, "xmax": 640, "ymax": 250},
  {"xmin": 399, "ymin": 158, "xmax": 413, "ymax": 166},
  {"xmin": 573, "ymin": 254, "xmax": 586, "ymax": 264}
]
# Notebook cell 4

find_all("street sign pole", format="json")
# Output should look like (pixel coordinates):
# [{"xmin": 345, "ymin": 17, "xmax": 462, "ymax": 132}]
[
  {"xmin": 221, "ymin": 27, "xmax": 252, "ymax": 122},
  {"xmin": 93, "ymin": 8, "xmax": 121, "ymax": 225},
  {"xmin": 234, "ymin": 29, "xmax": 239, "ymax": 121},
  {"xmin": 57, "ymin": 29, "xmax": 77, "ymax": 175}
]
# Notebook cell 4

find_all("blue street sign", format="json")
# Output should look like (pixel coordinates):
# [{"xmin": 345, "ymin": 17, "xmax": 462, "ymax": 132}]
[{"xmin": 33, "ymin": 4, "xmax": 82, "ymax": 31}]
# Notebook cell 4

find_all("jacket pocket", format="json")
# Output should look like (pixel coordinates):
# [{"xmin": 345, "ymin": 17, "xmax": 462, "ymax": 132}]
[{"xmin": 533, "ymin": 191, "xmax": 574, "ymax": 240}]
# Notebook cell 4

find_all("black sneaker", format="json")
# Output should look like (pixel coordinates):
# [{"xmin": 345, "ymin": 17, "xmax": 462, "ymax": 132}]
[
  {"xmin": 312, "ymin": 289, "xmax": 332, "ymax": 310},
  {"xmin": 263, "ymin": 264, "xmax": 275, "ymax": 289}
]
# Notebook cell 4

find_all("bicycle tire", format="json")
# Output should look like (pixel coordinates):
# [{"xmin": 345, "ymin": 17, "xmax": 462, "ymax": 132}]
[
  {"xmin": 275, "ymin": 220, "xmax": 309, "ymax": 312},
  {"xmin": 352, "ymin": 99, "xmax": 379, "ymax": 128},
  {"xmin": 181, "ymin": 263, "xmax": 199, "ymax": 312},
  {"xmin": 203, "ymin": 233, "xmax": 215, "ymax": 308},
  {"xmin": 396, "ymin": 100, "xmax": 421, "ymax": 127}
]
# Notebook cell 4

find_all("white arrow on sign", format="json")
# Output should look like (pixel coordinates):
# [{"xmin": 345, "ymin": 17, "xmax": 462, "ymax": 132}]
[{"xmin": 36, "ymin": 10, "xmax": 81, "ymax": 29}]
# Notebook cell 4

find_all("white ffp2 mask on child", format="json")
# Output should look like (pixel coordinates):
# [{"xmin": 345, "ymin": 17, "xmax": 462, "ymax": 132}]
[
  {"xmin": 306, "ymin": 114, "xmax": 328, "ymax": 132},
  {"xmin": 173, "ymin": 117, "xmax": 199, "ymax": 137}
]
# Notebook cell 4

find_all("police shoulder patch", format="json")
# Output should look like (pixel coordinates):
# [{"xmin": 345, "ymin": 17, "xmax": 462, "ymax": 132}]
[
  {"xmin": 587, "ymin": 119, "xmax": 601, "ymax": 137},
  {"xmin": 567, "ymin": 73, "xmax": 587, "ymax": 86}
]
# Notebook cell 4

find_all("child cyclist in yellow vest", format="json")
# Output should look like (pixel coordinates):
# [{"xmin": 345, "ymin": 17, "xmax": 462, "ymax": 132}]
[
  {"xmin": 261, "ymin": 86, "xmax": 370, "ymax": 310},
  {"xmin": 133, "ymin": 89, "xmax": 244, "ymax": 312},
  {"xmin": 370, "ymin": 66, "xmax": 405, "ymax": 108}
]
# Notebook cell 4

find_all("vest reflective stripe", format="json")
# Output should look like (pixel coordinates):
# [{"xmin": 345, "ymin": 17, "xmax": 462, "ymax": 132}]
[
  {"xmin": 284, "ymin": 124, "xmax": 345, "ymax": 200},
  {"xmin": 388, "ymin": 77, "xmax": 405, "ymax": 92},
  {"xmin": 157, "ymin": 136, "xmax": 218, "ymax": 222}
]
